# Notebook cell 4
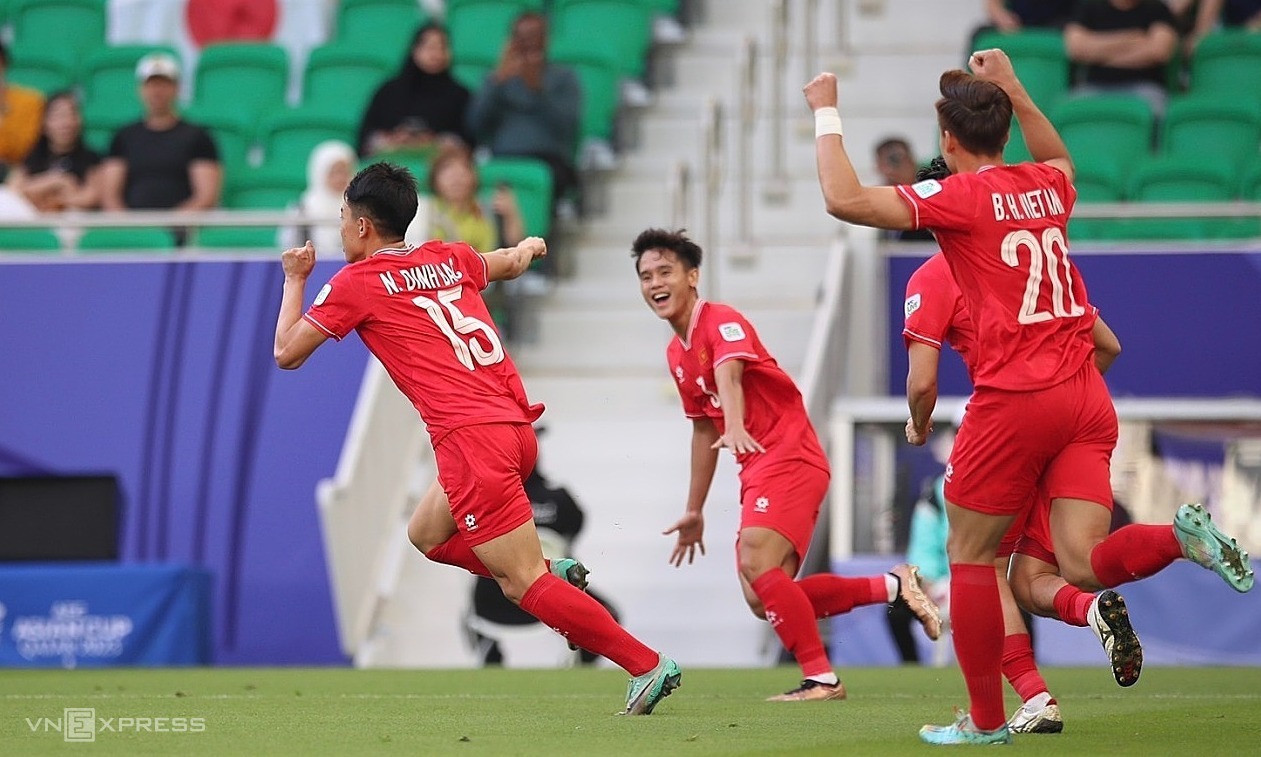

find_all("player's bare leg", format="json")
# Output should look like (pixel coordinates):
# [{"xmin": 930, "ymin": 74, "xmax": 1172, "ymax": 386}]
[
  {"xmin": 737, "ymin": 527, "xmax": 846, "ymax": 701},
  {"xmin": 997, "ymin": 557, "xmax": 1061, "ymax": 734},
  {"xmin": 408, "ymin": 479, "xmax": 589, "ymax": 589},
  {"xmin": 472, "ymin": 520, "xmax": 680, "ymax": 714}
]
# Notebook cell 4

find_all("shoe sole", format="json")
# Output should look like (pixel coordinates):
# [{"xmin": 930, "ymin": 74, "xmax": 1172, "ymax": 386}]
[
  {"xmin": 1098, "ymin": 591, "xmax": 1143, "ymax": 687},
  {"xmin": 626, "ymin": 666, "xmax": 681, "ymax": 715},
  {"xmin": 1175, "ymin": 504, "xmax": 1255, "ymax": 593},
  {"xmin": 1010, "ymin": 717, "xmax": 1064, "ymax": 734}
]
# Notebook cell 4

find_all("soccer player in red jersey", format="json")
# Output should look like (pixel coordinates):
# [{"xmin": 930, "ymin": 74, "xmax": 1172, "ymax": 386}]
[
  {"xmin": 805, "ymin": 51, "xmax": 1253, "ymax": 744},
  {"xmin": 274, "ymin": 162, "xmax": 681, "ymax": 715},
  {"xmin": 634, "ymin": 228, "xmax": 943, "ymax": 702}
]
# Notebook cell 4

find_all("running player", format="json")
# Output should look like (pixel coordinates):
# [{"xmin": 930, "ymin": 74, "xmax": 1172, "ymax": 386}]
[
  {"xmin": 634, "ymin": 227, "xmax": 942, "ymax": 702},
  {"xmin": 274, "ymin": 162, "xmax": 681, "ymax": 715}
]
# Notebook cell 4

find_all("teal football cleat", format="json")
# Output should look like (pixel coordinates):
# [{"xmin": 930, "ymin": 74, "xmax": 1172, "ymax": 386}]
[
  {"xmin": 1174, "ymin": 503, "xmax": 1255, "ymax": 592},
  {"xmin": 623, "ymin": 655, "xmax": 682, "ymax": 715},
  {"xmin": 919, "ymin": 712, "xmax": 1012, "ymax": 745}
]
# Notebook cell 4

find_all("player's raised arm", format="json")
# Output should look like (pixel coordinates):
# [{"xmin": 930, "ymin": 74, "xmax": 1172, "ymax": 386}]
[
  {"xmin": 274, "ymin": 240, "xmax": 329, "ymax": 370},
  {"xmin": 804, "ymin": 73, "xmax": 915, "ymax": 230},
  {"xmin": 969, "ymin": 48, "xmax": 1074, "ymax": 182},
  {"xmin": 483, "ymin": 236, "xmax": 547, "ymax": 282}
]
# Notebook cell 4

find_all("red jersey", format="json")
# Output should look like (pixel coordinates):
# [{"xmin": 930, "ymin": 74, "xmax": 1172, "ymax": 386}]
[
  {"xmin": 667, "ymin": 301, "xmax": 827, "ymax": 474},
  {"xmin": 304, "ymin": 241, "xmax": 543, "ymax": 445},
  {"xmin": 895, "ymin": 162, "xmax": 1095, "ymax": 391},
  {"xmin": 903, "ymin": 252, "xmax": 978, "ymax": 376}
]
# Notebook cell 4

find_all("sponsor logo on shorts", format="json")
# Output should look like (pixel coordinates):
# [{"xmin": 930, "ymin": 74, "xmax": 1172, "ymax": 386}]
[
  {"xmin": 464, "ymin": 514, "xmax": 478, "ymax": 532},
  {"xmin": 754, "ymin": 496, "xmax": 770, "ymax": 513}
]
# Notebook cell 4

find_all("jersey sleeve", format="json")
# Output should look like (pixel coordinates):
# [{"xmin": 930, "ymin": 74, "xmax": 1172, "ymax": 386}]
[
  {"xmin": 894, "ymin": 173, "xmax": 979, "ymax": 232},
  {"xmin": 902, "ymin": 260, "xmax": 954, "ymax": 351},
  {"xmin": 449, "ymin": 241, "xmax": 489, "ymax": 291},
  {"xmin": 704, "ymin": 305, "xmax": 763, "ymax": 368},
  {"xmin": 303, "ymin": 266, "xmax": 366, "ymax": 341}
]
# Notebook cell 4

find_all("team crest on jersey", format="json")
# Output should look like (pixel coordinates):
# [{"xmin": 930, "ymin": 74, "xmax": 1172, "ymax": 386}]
[
  {"xmin": 718, "ymin": 322, "xmax": 745, "ymax": 342},
  {"xmin": 912, "ymin": 179, "xmax": 942, "ymax": 198},
  {"xmin": 905, "ymin": 293, "xmax": 922, "ymax": 319},
  {"xmin": 314, "ymin": 283, "xmax": 332, "ymax": 306},
  {"xmin": 699, "ymin": 348, "xmax": 709, "ymax": 365}
]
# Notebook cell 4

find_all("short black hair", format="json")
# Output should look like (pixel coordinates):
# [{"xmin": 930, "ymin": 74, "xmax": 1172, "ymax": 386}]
[
  {"xmin": 345, "ymin": 162, "xmax": 418, "ymax": 240},
  {"xmin": 631, "ymin": 228, "xmax": 703, "ymax": 271},
  {"xmin": 915, "ymin": 155, "xmax": 951, "ymax": 182}
]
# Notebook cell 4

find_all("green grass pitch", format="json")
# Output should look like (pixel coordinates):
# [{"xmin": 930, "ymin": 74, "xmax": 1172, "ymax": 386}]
[{"xmin": 3, "ymin": 666, "xmax": 1260, "ymax": 755}]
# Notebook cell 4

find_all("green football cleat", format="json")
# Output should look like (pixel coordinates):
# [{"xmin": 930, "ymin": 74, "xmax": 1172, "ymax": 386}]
[
  {"xmin": 920, "ymin": 712, "xmax": 1012, "ymax": 745},
  {"xmin": 550, "ymin": 558, "xmax": 590, "ymax": 590},
  {"xmin": 623, "ymin": 655, "xmax": 682, "ymax": 715},
  {"xmin": 1174, "ymin": 503, "xmax": 1255, "ymax": 593}
]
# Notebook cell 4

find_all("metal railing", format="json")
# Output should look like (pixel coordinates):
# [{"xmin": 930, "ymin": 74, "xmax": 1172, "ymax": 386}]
[
  {"xmin": 669, "ymin": 160, "xmax": 691, "ymax": 231},
  {"xmin": 700, "ymin": 96, "xmax": 724, "ymax": 300},
  {"xmin": 736, "ymin": 35, "xmax": 758, "ymax": 249},
  {"xmin": 765, "ymin": 0, "xmax": 791, "ymax": 203}
]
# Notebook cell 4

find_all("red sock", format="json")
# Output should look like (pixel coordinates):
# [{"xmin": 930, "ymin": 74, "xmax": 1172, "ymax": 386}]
[
  {"xmin": 949, "ymin": 563, "xmax": 1006, "ymax": 731},
  {"xmin": 797, "ymin": 574, "xmax": 887, "ymax": 618},
  {"xmin": 424, "ymin": 536, "xmax": 558, "ymax": 580},
  {"xmin": 1001, "ymin": 633, "xmax": 1052, "ymax": 703},
  {"xmin": 750, "ymin": 570, "xmax": 832, "ymax": 678},
  {"xmin": 519, "ymin": 573, "xmax": 659, "ymax": 676},
  {"xmin": 423, "ymin": 534, "xmax": 491, "ymax": 577},
  {"xmin": 1089, "ymin": 524, "xmax": 1183, "ymax": 587},
  {"xmin": 1053, "ymin": 584, "xmax": 1093, "ymax": 626}
]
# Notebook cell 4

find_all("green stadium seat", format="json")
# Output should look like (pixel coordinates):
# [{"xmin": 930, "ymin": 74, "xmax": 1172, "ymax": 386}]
[
  {"xmin": 224, "ymin": 163, "xmax": 305, "ymax": 210},
  {"xmin": 1052, "ymin": 95, "xmax": 1154, "ymax": 179},
  {"xmin": 0, "ymin": 227, "xmax": 62, "ymax": 253},
  {"xmin": 1162, "ymin": 95, "xmax": 1261, "ymax": 176},
  {"xmin": 550, "ymin": 40, "xmax": 621, "ymax": 143},
  {"xmin": 551, "ymin": 0, "xmax": 653, "ymax": 79},
  {"xmin": 479, "ymin": 157, "xmax": 553, "ymax": 237},
  {"xmin": 82, "ymin": 45, "xmax": 179, "ymax": 116},
  {"xmin": 194, "ymin": 226, "xmax": 280, "ymax": 250},
  {"xmin": 9, "ymin": 0, "xmax": 106, "ymax": 71},
  {"xmin": 302, "ymin": 43, "xmax": 394, "ymax": 113},
  {"xmin": 78, "ymin": 227, "xmax": 177, "ymax": 252},
  {"xmin": 1107, "ymin": 157, "xmax": 1239, "ymax": 240},
  {"xmin": 183, "ymin": 106, "xmax": 257, "ymax": 171},
  {"xmin": 447, "ymin": 0, "xmax": 528, "ymax": 69},
  {"xmin": 368, "ymin": 148, "xmax": 434, "ymax": 190},
  {"xmin": 4, "ymin": 43, "xmax": 76, "ymax": 96},
  {"xmin": 1068, "ymin": 159, "xmax": 1126, "ymax": 240},
  {"xmin": 336, "ymin": 0, "xmax": 428, "ymax": 55},
  {"xmin": 1243, "ymin": 157, "xmax": 1261, "ymax": 199},
  {"xmin": 257, "ymin": 106, "xmax": 358, "ymax": 177},
  {"xmin": 1191, "ymin": 29, "xmax": 1261, "ymax": 105},
  {"xmin": 972, "ymin": 28, "xmax": 1069, "ymax": 110},
  {"xmin": 82, "ymin": 98, "xmax": 142, "ymax": 154},
  {"xmin": 633, "ymin": 0, "xmax": 679, "ymax": 12},
  {"xmin": 192, "ymin": 43, "xmax": 289, "ymax": 127}
]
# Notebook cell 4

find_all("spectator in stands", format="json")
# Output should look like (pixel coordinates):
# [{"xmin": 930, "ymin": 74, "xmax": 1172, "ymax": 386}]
[
  {"xmin": 1186, "ymin": 0, "xmax": 1261, "ymax": 52},
  {"xmin": 1064, "ymin": 0, "xmax": 1179, "ymax": 118},
  {"xmin": 0, "ymin": 41, "xmax": 46, "ymax": 178},
  {"xmin": 284, "ymin": 139, "xmax": 357, "ymax": 254},
  {"xmin": 467, "ymin": 12, "xmax": 581, "ymax": 213},
  {"xmin": 985, "ymin": 0, "xmax": 1080, "ymax": 31},
  {"xmin": 357, "ymin": 23, "xmax": 473, "ymax": 159},
  {"xmin": 100, "ymin": 53, "xmax": 222, "ymax": 212},
  {"xmin": 874, "ymin": 138, "xmax": 934, "ymax": 242},
  {"xmin": 6, "ymin": 91, "xmax": 102, "ymax": 212},
  {"xmin": 427, "ymin": 146, "xmax": 526, "ymax": 336}
]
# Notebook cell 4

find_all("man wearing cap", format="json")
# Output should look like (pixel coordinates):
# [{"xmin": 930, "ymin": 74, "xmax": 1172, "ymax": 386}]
[{"xmin": 100, "ymin": 52, "xmax": 221, "ymax": 213}]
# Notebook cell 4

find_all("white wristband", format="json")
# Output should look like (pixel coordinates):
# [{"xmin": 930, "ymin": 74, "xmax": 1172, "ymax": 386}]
[{"xmin": 814, "ymin": 107, "xmax": 843, "ymax": 138}]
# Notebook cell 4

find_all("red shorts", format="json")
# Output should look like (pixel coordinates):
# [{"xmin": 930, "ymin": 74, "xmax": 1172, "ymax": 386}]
[
  {"xmin": 435, "ymin": 422, "xmax": 538, "ymax": 547},
  {"xmin": 945, "ymin": 360, "xmax": 1117, "ymax": 516},
  {"xmin": 1014, "ymin": 490, "xmax": 1059, "ymax": 567},
  {"xmin": 739, "ymin": 460, "xmax": 830, "ymax": 560}
]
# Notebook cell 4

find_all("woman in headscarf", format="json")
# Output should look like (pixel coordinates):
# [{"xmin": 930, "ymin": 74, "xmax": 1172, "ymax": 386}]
[
  {"xmin": 356, "ymin": 23, "xmax": 472, "ymax": 158},
  {"xmin": 286, "ymin": 139, "xmax": 356, "ymax": 253}
]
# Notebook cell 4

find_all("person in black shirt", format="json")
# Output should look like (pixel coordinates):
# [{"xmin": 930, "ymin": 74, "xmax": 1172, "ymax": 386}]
[
  {"xmin": 8, "ymin": 91, "xmax": 101, "ymax": 212},
  {"xmin": 1065, "ymin": 0, "xmax": 1178, "ymax": 118},
  {"xmin": 100, "ymin": 53, "xmax": 221, "ymax": 211},
  {"xmin": 357, "ymin": 23, "xmax": 473, "ymax": 158}
]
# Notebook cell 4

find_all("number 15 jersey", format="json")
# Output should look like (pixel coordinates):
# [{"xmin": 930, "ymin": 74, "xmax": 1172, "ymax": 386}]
[
  {"xmin": 304, "ymin": 242, "xmax": 543, "ymax": 445},
  {"xmin": 895, "ymin": 162, "xmax": 1095, "ymax": 391}
]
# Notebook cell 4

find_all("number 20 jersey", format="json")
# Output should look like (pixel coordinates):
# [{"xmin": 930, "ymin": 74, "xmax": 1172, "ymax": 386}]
[
  {"xmin": 895, "ymin": 162, "xmax": 1095, "ymax": 391},
  {"xmin": 304, "ymin": 241, "xmax": 543, "ymax": 445}
]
